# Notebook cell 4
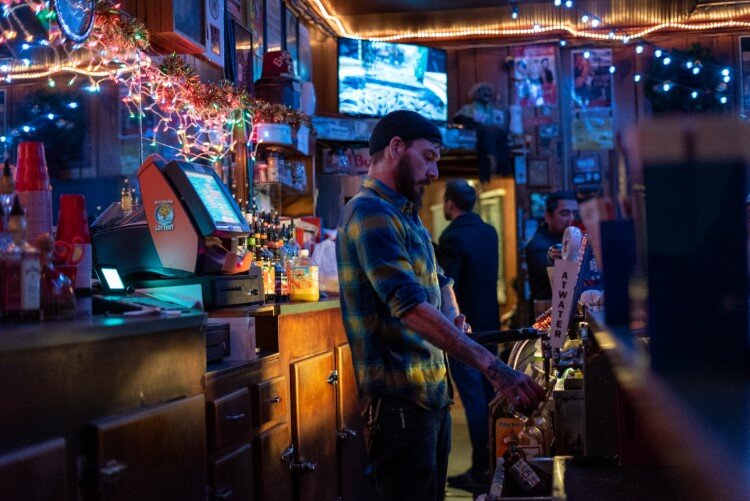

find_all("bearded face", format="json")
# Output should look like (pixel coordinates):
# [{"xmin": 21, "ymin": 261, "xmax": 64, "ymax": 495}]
[{"xmin": 395, "ymin": 153, "xmax": 430, "ymax": 210}]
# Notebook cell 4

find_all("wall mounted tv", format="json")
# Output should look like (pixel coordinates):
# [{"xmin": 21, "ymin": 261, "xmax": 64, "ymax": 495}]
[{"xmin": 338, "ymin": 37, "xmax": 448, "ymax": 122}]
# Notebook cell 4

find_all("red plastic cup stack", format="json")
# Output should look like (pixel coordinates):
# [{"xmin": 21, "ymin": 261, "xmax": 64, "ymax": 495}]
[
  {"xmin": 14, "ymin": 141, "xmax": 52, "ymax": 243},
  {"xmin": 56, "ymin": 194, "xmax": 92, "ymax": 291}
]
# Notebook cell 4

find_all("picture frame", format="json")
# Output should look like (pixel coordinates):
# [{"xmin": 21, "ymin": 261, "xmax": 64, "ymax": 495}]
[
  {"xmin": 527, "ymin": 156, "xmax": 550, "ymax": 187},
  {"xmin": 741, "ymin": 36, "xmax": 750, "ymax": 117},
  {"xmin": 233, "ymin": 22, "xmax": 253, "ymax": 92},
  {"xmin": 204, "ymin": 0, "xmax": 224, "ymax": 67}
]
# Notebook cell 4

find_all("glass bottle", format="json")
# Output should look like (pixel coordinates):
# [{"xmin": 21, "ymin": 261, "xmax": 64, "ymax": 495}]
[
  {"xmin": 289, "ymin": 249, "xmax": 319, "ymax": 302},
  {"xmin": 0, "ymin": 158, "xmax": 14, "ymax": 216},
  {"xmin": 1, "ymin": 196, "xmax": 40, "ymax": 321},
  {"xmin": 502, "ymin": 441, "xmax": 548, "ymax": 496},
  {"xmin": 36, "ymin": 234, "xmax": 75, "ymax": 320},
  {"xmin": 274, "ymin": 248, "xmax": 289, "ymax": 302}
]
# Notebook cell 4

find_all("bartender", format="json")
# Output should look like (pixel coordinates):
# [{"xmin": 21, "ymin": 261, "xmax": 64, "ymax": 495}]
[{"xmin": 525, "ymin": 191, "xmax": 578, "ymax": 313}]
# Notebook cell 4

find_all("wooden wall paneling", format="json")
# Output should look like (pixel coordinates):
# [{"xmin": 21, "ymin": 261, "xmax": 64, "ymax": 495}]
[
  {"xmin": 446, "ymin": 49, "xmax": 461, "ymax": 116},
  {"xmin": 311, "ymin": 33, "xmax": 338, "ymax": 115},
  {"xmin": 453, "ymin": 49, "xmax": 478, "ymax": 118},
  {"xmin": 474, "ymin": 48, "xmax": 506, "ymax": 106}
]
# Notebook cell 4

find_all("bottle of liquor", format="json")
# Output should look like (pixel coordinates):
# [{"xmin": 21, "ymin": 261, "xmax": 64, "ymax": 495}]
[
  {"xmin": 121, "ymin": 178, "xmax": 132, "ymax": 215},
  {"xmin": 274, "ymin": 248, "xmax": 289, "ymax": 302},
  {"xmin": 502, "ymin": 441, "xmax": 549, "ymax": 496},
  {"xmin": 0, "ymin": 196, "xmax": 40, "ymax": 321},
  {"xmin": 0, "ymin": 158, "xmax": 14, "ymax": 215}
]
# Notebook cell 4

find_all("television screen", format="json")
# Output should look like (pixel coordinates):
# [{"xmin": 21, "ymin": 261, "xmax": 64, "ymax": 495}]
[{"xmin": 338, "ymin": 37, "xmax": 448, "ymax": 121}]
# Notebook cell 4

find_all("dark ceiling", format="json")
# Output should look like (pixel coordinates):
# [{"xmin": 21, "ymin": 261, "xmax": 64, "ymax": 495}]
[{"xmin": 314, "ymin": 0, "xmax": 750, "ymax": 41}]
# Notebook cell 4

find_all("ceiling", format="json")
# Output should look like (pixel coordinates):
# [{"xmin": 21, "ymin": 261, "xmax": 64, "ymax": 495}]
[{"xmin": 312, "ymin": 0, "xmax": 750, "ymax": 41}]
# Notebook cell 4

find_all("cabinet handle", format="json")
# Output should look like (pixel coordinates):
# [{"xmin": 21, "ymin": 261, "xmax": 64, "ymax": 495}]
[
  {"xmin": 99, "ymin": 459, "xmax": 128, "ymax": 485},
  {"xmin": 266, "ymin": 396, "xmax": 282, "ymax": 404},
  {"xmin": 327, "ymin": 370, "xmax": 338, "ymax": 385},
  {"xmin": 337, "ymin": 427, "xmax": 357, "ymax": 440},
  {"xmin": 212, "ymin": 487, "xmax": 234, "ymax": 500},
  {"xmin": 280, "ymin": 444, "xmax": 295, "ymax": 464},
  {"xmin": 224, "ymin": 412, "xmax": 246, "ymax": 421},
  {"xmin": 290, "ymin": 461, "xmax": 317, "ymax": 474}
]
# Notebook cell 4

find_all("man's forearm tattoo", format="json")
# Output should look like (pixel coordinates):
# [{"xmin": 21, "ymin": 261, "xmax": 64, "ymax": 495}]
[{"xmin": 486, "ymin": 359, "xmax": 516, "ymax": 387}]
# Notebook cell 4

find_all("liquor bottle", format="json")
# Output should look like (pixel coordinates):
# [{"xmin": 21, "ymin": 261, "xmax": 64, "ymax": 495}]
[
  {"xmin": 274, "ymin": 248, "xmax": 289, "ymax": 302},
  {"xmin": 502, "ymin": 441, "xmax": 549, "ymax": 496},
  {"xmin": 0, "ymin": 158, "xmax": 13, "ymax": 215},
  {"xmin": 0, "ymin": 196, "xmax": 40, "ymax": 321},
  {"xmin": 120, "ymin": 179, "xmax": 132, "ymax": 215}
]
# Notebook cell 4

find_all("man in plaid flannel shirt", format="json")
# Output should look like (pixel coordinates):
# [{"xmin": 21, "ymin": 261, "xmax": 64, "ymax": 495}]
[{"xmin": 337, "ymin": 110, "xmax": 543, "ymax": 500}]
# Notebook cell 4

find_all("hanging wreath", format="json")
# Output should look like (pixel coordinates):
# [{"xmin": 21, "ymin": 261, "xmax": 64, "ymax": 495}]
[{"xmin": 644, "ymin": 43, "xmax": 730, "ymax": 114}]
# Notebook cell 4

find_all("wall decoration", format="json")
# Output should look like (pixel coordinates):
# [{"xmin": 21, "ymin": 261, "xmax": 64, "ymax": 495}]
[
  {"xmin": 54, "ymin": 0, "xmax": 96, "ymax": 43},
  {"xmin": 298, "ymin": 21, "xmax": 312, "ymax": 81},
  {"xmin": 572, "ymin": 154, "xmax": 601, "ymax": 185},
  {"xmin": 285, "ymin": 7, "xmax": 299, "ymax": 77},
  {"xmin": 251, "ymin": 0, "xmax": 265, "ymax": 81},
  {"xmin": 527, "ymin": 157, "xmax": 550, "ymax": 187},
  {"xmin": 538, "ymin": 123, "xmax": 559, "ymax": 139},
  {"xmin": 514, "ymin": 155, "xmax": 527, "ymax": 185},
  {"xmin": 205, "ymin": 0, "xmax": 224, "ymax": 67},
  {"xmin": 234, "ymin": 23, "xmax": 253, "ymax": 92},
  {"xmin": 572, "ymin": 48, "xmax": 613, "ymax": 109},
  {"xmin": 512, "ymin": 45, "xmax": 557, "ymax": 107},
  {"xmin": 572, "ymin": 109, "xmax": 613, "ymax": 150},
  {"xmin": 743, "ymin": 37, "xmax": 750, "ymax": 116},
  {"xmin": 265, "ymin": 0, "xmax": 282, "ymax": 51}
]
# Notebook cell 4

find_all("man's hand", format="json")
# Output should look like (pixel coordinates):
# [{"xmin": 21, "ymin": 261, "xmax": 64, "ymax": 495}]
[
  {"xmin": 453, "ymin": 314, "xmax": 472, "ymax": 335},
  {"xmin": 485, "ymin": 360, "xmax": 545, "ymax": 412}
]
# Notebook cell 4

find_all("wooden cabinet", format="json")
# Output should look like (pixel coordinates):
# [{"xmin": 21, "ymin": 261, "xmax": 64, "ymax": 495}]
[
  {"xmin": 91, "ymin": 395, "xmax": 207, "ymax": 501},
  {"xmin": 207, "ymin": 388, "xmax": 253, "ymax": 450},
  {"xmin": 210, "ymin": 443, "xmax": 254, "ymax": 501},
  {"xmin": 290, "ymin": 352, "xmax": 338, "ymax": 501},
  {"xmin": 0, "ymin": 437, "xmax": 67, "ymax": 500},
  {"xmin": 254, "ymin": 423, "xmax": 293, "ymax": 501},
  {"xmin": 335, "ymin": 344, "xmax": 375, "ymax": 501}
]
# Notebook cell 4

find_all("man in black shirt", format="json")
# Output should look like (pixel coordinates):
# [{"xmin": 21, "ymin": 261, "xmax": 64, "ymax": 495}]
[{"xmin": 525, "ymin": 191, "xmax": 578, "ymax": 308}]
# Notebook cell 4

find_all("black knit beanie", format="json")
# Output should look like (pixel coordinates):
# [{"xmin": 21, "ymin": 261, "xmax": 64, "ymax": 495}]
[{"xmin": 369, "ymin": 110, "xmax": 443, "ymax": 155}]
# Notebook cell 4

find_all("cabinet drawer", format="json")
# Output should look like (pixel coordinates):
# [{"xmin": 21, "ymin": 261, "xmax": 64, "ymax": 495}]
[
  {"xmin": 0, "ymin": 437, "xmax": 66, "ymax": 500},
  {"xmin": 251, "ymin": 377, "xmax": 286, "ymax": 426},
  {"xmin": 210, "ymin": 443, "xmax": 253, "ymax": 501},
  {"xmin": 207, "ymin": 387, "xmax": 252, "ymax": 450}
]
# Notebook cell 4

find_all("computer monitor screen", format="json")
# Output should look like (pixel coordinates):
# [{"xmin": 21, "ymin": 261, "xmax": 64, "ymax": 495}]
[
  {"xmin": 163, "ymin": 160, "xmax": 250, "ymax": 237},
  {"xmin": 100, "ymin": 266, "xmax": 125, "ymax": 290},
  {"xmin": 185, "ymin": 170, "xmax": 244, "ymax": 227}
]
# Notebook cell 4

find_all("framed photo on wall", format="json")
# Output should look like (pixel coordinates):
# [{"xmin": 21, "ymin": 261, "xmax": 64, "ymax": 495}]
[
  {"xmin": 234, "ymin": 22, "xmax": 253, "ymax": 92},
  {"xmin": 741, "ymin": 36, "xmax": 750, "ymax": 116},
  {"xmin": 527, "ymin": 157, "xmax": 550, "ymax": 187},
  {"xmin": 205, "ymin": 0, "xmax": 224, "ymax": 67}
]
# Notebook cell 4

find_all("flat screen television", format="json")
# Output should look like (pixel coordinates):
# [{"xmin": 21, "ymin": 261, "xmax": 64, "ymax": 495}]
[{"xmin": 338, "ymin": 37, "xmax": 448, "ymax": 122}]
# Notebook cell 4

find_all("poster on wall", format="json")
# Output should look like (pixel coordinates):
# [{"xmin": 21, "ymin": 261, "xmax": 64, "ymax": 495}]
[
  {"xmin": 234, "ymin": 23, "xmax": 253, "ymax": 92},
  {"xmin": 741, "ymin": 37, "xmax": 750, "ymax": 116},
  {"xmin": 512, "ymin": 45, "xmax": 557, "ymax": 107},
  {"xmin": 251, "ymin": 0, "xmax": 265, "ymax": 80},
  {"xmin": 298, "ymin": 21, "xmax": 311, "ymax": 81},
  {"xmin": 572, "ymin": 48, "xmax": 613, "ymax": 109},
  {"xmin": 265, "ymin": 0, "xmax": 282, "ymax": 51},
  {"xmin": 572, "ymin": 109, "xmax": 614, "ymax": 150},
  {"xmin": 285, "ymin": 7, "xmax": 298, "ymax": 77}
]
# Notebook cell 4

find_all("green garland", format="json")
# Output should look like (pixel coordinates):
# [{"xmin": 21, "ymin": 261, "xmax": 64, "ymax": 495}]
[{"xmin": 644, "ymin": 43, "xmax": 729, "ymax": 114}]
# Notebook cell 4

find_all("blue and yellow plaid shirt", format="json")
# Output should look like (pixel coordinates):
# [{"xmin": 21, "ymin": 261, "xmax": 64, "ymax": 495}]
[{"xmin": 337, "ymin": 177, "xmax": 453, "ymax": 410}]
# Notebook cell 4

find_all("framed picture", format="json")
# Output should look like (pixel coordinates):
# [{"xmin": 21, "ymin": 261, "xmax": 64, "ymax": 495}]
[
  {"xmin": 741, "ymin": 36, "xmax": 750, "ymax": 116},
  {"xmin": 297, "ymin": 21, "xmax": 311, "ymax": 81},
  {"xmin": 285, "ymin": 6, "xmax": 298, "ymax": 77},
  {"xmin": 234, "ymin": 22, "xmax": 253, "ymax": 92},
  {"xmin": 527, "ymin": 157, "xmax": 550, "ymax": 187},
  {"xmin": 264, "ymin": 0, "xmax": 282, "ymax": 51},
  {"xmin": 572, "ymin": 48, "xmax": 613, "ymax": 109},
  {"xmin": 205, "ymin": 0, "xmax": 224, "ymax": 67}
]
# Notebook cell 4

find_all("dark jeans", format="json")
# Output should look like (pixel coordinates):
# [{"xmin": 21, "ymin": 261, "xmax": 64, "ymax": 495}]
[
  {"xmin": 363, "ymin": 398, "xmax": 451, "ymax": 501},
  {"xmin": 448, "ymin": 356, "xmax": 496, "ymax": 477}
]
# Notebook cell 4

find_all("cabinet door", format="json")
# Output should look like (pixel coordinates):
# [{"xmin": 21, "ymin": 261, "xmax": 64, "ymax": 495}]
[
  {"xmin": 290, "ymin": 352, "xmax": 338, "ymax": 501},
  {"xmin": 207, "ymin": 387, "xmax": 252, "ymax": 450},
  {"xmin": 253, "ymin": 423, "xmax": 292, "ymax": 501},
  {"xmin": 0, "ymin": 437, "xmax": 66, "ymax": 500},
  {"xmin": 335, "ymin": 343, "xmax": 375, "ymax": 501},
  {"xmin": 91, "ymin": 395, "xmax": 206, "ymax": 501},
  {"xmin": 210, "ymin": 443, "xmax": 253, "ymax": 501}
]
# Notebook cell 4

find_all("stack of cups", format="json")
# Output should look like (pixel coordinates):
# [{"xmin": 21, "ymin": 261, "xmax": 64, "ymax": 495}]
[
  {"xmin": 56, "ymin": 194, "xmax": 92, "ymax": 292},
  {"xmin": 15, "ymin": 141, "xmax": 52, "ymax": 243}
]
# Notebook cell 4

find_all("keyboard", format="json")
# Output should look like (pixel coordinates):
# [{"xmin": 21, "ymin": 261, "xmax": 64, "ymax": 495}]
[{"xmin": 92, "ymin": 295, "xmax": 189, "ymax": 315}]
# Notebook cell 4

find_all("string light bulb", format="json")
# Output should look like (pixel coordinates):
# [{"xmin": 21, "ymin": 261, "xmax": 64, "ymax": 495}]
[
  {"xmin": 592, "ymin": 19, "xmax": 600, "ymax": 28},
  {"xmin": 634, "ymin": 74, "xmax": 641, "ymax": 82},
  {"xmin": 581, "ymin": 15, "xmax": 589, "ymax": 23},
  {"xmin": 691, "ymin": 91, "xmax": 699, "ymax": 99},
  {"xmin": 565, "ymin": 0, "xmax": 573, "ymax": 7},
  {"xmin": 511, "ymin": 5, "xmax": 519, "ymax": 20},
  {"xmin": 655, "ymin": 49, "xmax": 663, "ymax": 58},
  {"xmin": 636, "ymin": 45, "xmax": 644, "ymax": 54},
  {"xmin": 554, "ymin": 0, "xmax": 562, "ymax": 5}
]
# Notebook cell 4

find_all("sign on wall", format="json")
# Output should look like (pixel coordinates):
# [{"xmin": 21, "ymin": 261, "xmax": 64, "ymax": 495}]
[{"xmin": 512, "ymin": 45, "xmax": 557, "ymax": 107}]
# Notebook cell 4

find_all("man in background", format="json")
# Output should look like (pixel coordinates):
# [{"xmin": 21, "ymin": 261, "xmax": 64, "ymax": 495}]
[
  {"xmin": 437, "ymin": 179, "xmax": 500, "ymax": 494},
  {"xmin": 524, "ymin": 191, "xmax": 579, "ymax": 312}
]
